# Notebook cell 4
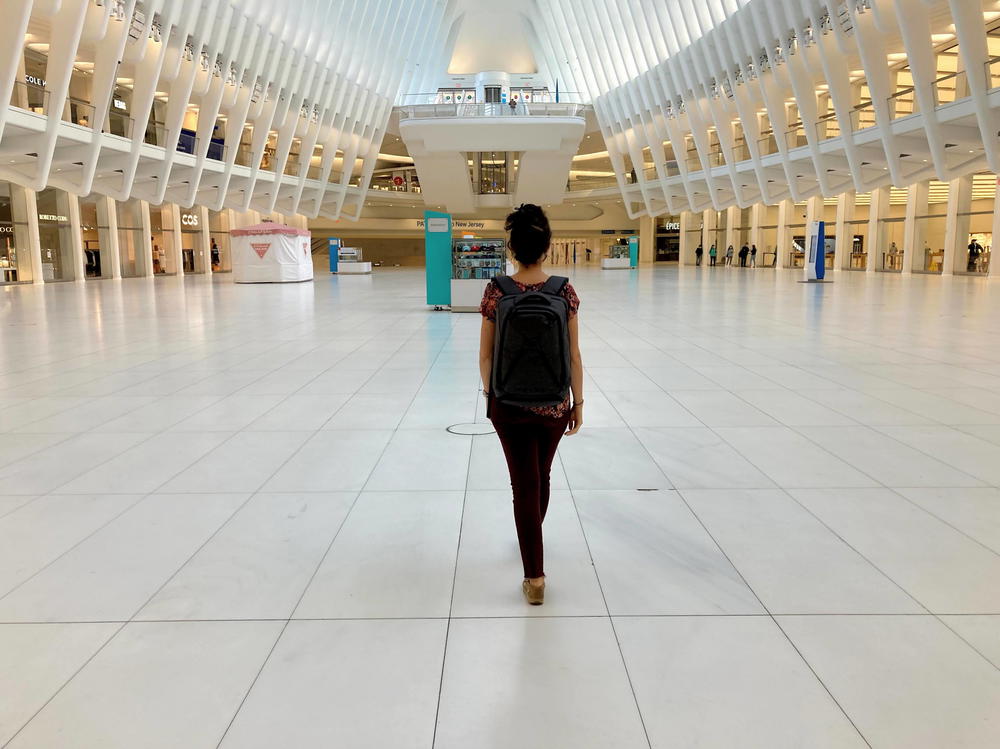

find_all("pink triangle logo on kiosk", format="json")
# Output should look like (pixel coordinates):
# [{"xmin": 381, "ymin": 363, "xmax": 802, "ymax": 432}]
[{"xmin": 251, "ymin": 242, "xmax": 271, "ymax": 259}]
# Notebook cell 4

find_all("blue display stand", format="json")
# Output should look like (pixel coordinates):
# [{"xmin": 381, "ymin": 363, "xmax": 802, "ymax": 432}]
[
  {"xmin": 628, "ymin": 236, "xmax": 639, "ymax": 268},
  {"xmin": 424, "ymin": 211, "xmax": 452, "ymax": 307},
  {"xmin": 806, "ymin": 221, "xmax": 826, "ymax": 281},
  {"xmin": 328, "ymin": 238, "xmax": 341, "ymax": 273}
]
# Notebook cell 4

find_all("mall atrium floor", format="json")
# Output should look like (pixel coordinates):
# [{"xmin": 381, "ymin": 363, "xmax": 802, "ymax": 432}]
[{"xmin": 1, "ymin": 266, "xmax": 999, "ymax": 748}]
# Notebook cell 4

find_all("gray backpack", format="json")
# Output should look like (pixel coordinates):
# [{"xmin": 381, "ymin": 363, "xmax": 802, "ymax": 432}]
[{"xmin": 491, "ymin": 276, "xmax": 571, "ymax": 407}]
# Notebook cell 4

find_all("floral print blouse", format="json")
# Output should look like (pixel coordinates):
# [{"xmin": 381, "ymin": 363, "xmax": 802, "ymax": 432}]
[{"xmin": 480, "ymin": 277, "xmax": 580, "ymax": 419}]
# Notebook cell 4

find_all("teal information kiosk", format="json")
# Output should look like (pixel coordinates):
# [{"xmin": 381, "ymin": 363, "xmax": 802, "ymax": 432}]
[
  {"xmin": 424, "ymin": 210, "xmax": 452, "ymax": 308},
  {"xmin": 628, "ymin": 236, "xmax": 639, "ymax": 268}
]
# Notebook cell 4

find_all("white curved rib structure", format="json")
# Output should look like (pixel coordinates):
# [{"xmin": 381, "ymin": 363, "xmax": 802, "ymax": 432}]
[
  {"xmin": 0, "ymin": 0, "xmax": 455, "ymax": 219},
  {"xmin": 535, "ymin": 0, "xmax": 1000, "ymax": 217}
]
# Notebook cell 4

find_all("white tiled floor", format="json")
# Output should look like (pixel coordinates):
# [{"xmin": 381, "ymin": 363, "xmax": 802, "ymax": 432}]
[{"xmin": 2, "ymin": 265, "xmax": 1000, "ymax": 747}]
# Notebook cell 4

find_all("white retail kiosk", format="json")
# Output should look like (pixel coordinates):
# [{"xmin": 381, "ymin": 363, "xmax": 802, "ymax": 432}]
[{"xmin": 231, "ymin": 222, "xmax": 314, "ymax": 283}]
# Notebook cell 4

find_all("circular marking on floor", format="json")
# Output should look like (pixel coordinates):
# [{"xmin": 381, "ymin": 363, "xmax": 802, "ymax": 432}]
[{"xmin": 446, "ymin": 422, "xmax": 495, "ymax": 435}]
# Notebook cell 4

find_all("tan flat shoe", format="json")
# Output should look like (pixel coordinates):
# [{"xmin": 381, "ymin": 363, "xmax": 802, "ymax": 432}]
[{"xmin": 522, "ymin": 579, "xmax": 545, "ymax": 606}]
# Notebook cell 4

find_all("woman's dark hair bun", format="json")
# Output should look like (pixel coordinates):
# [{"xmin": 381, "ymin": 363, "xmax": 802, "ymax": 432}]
[{"xmin": 505, "ymin": 203, "xmax": 552, "ymax": 266}]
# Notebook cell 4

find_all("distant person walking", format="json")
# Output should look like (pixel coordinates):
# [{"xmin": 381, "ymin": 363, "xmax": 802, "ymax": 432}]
[
  {"xmin": 709, "ymin": 244, "xmax": 717, "ymax": 266},
  {"xmin": 725, "ymin": 244, "xmax": 734, "ymax": 266},
  {"xmin": 739, "ymin": 244, "xmax": 749, "ymax": 267},
  {"xmin": 509, "ymin": 97, "xmax": 518, "ymax": 115},
  {"xmin": 695, "ymin": 244, "xmax": 704, "ymax": 266},
  {"xmin": 750, "ymin": 244, "xmax": 758, "ymax": 267},
  {"xmin": 479, "ymin": 204, "xmax": 584, "ymax": 606}
]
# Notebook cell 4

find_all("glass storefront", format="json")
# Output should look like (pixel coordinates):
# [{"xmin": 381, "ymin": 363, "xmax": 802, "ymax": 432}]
[
  {"xmin": 79, "ymin": 196, "xmax": 116, "ymax": 279},
  {"xmin": 0, "ymin": 183, "xmax": 32, "ymax": 284},
  {"xmin": 36, "ymin": 188, "xmax": 75, "ymax": 281},
  {"xmin": 209, "ymin": 210, "xmax": 232, "ymax": 272},
  {"xmin": 180, "ymin": 210, "xmax": 206, "ymax": 273},
  {"xmin": 149, "ymin": 205, "xmax": 176, "ymax": 275},
  {"xmin": 655, "ymin": 217, "xmax": 680, "ymax": 261},
  {"xmin": 116, "ymin": 199, "xmax": 144, "ymax": 277}
]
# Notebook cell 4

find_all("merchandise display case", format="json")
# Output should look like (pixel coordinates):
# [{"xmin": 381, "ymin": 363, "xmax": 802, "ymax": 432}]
[
  {"xmin": 450, "ymin": 239, "xmax": 506, "ymax": 311},
  {"xmin": 337, "ymin": 246, "xmax": 372, "ymax": 275},
  {"xmin": 602, "ymin": 243, "xmax": 632, "ymax": 269}
]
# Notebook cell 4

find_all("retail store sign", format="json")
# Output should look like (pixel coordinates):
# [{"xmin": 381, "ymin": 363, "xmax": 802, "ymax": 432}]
[
  {"xmin": 181, "ymin": 213, "xmax": 199, "ymax": 227},
  {"xmin": 113, "ymin": 99, "xmax": 128, "ymax": 111},
  {"xmin": 38, "ymin": 214, "xmax": 68, "ymax": 222},
  {"xmin": 662, "ymin": 222, "xmax": 681, "ymax": 231},
  {"xmin": 25, "ymin": 75, "xmax": 45, "ymax": 87},
  {"xmin": 417, "ymin": 219, "xmax": 490, "ymax": 231}
]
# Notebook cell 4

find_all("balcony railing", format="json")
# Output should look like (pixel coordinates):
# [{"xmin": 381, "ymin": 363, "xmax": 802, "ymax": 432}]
[{"xmin": 398, "ymin": 102, "xmax": 584, "ymax": 119}]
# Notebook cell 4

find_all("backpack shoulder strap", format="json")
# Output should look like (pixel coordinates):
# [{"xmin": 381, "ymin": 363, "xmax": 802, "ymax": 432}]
[
  {"xmin": 542, "ymin": 276, "xmax": 568, "ymax": 295},
  {"xmin": 493, "ymin": 275, "xmax": 522, "ymax": 297}
]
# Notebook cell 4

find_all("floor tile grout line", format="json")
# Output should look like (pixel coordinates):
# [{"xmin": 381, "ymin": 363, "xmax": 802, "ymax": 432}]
[
  {"xmin": 774, "ymin": 487, "xmax": 1000, "ymax": 674},
  {"xmin": 212, "ymin": 323, "xmax": 455, "ymax": 749},
  {"xmin": 882, "ymin": 486, "xmax": 1000, "ymax": 559},
  {"xmin": 673, "ymin": 487, "xmax": 876, "ymax": 747},
  {"xmin": 0, "ymin": 492, "xmax": 153, "ymax": 604},
  {"xmin": 578, "ymin": 329, "xmax": 874, "ymax": 747},
  {"xmin": 429, "ymin": 390, "xmax": 477, "ymax": 749},
  {"xmin": 2, "ymin": 330, "xmax": 419, "ymax": 746},
  {"xmin": 2, "ymin": 611, "xmax": 998, "ymax": 626},
  {"xmin": 562, "ymin": 451, "xmax": 653, "ymax": 749}
]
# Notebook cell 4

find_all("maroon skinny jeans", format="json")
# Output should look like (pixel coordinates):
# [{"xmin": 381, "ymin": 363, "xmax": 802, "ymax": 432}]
[{"xmin": 489, "ymin": 399, "xmax": 571, "ymax": 579}]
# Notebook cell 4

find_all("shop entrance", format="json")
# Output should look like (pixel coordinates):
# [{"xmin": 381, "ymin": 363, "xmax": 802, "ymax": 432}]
[{"xmin": 180, "ymin": 210, "xmax": 206, "ymax": 273}]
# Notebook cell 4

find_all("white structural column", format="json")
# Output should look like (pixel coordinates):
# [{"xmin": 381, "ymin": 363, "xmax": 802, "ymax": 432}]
[
  {"xmin": 638, "ymin": 214, "xmax": 655, "ymax": 264},
  {"xmin": 724, "ymin": 206, "xmax": 739, "ymax": 253},
  {"xmin": 944, "ymin": 175, "xmax": 973, "ymax": 276},
  {"xmin": 198, "ymin": 206, "xmax": 212, "ymax": 275},
  {"xmin": 866, "ymin": 187, "xmax": 890, "ymax": 274},
  {"xmin": 168, "ymin": 203, "xmax": 184, "ymax": 277},
  {"xmin": 749, "ymin": 203, "xmax": 765, "ymax": 253},
  {"xmin": 834, "ymin": 192, "xmax": 855, "ymax": 271},
  {"xmin": 902, "ymin": 182, "xmax": 929, "ymax": 275},
  {"xmin": 702, "ymin": 210, "xmax": 717, "ymax": 254},
  {"xmin": 66, "ymin": 193, "xmax": 85, "ymax": 282},
  {"xmin": 992, "ymin": 192, "xmax": 1000, "ymax": 279},
  {"xmin": 138, "ymin": 200, "xmax": 154, "ymax": 278},
  {"xmin": 679, "ymin": 211, "xmax": 696, "ymax": 265},
  {"xmin": 777, "ymin": 199, "xmax": 794, "ymax": 268},
  {"xmin": 23, "ymin": 188, "xmax": 42, "ymax": 285},
  {"xmin": 98, "ymin": 197, "xmax": 122, "ymax": 280}
]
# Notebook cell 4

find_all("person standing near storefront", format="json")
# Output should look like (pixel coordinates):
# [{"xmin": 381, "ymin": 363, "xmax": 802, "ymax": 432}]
[
  {"xmin": 709, "ymin": 244, "xmax": 717, "ymax": 266},
  {"xmin": 968, "ymin": 238, "xmax": 984, "ymax": 272},
  {"xmin": 739, "ymin": 244, "xmax": 749, "ymax": 267},
  {"xmin": 750, "ymin": 244, "xmax": 758, "ymax": 267},
  {"xmin": 725, "ymin": 244, "xmax": 734, "ymax": 266},
  {"xmin": 696, "ymin": 244, "xmax": 704, "ymax": 266},
  {"xmin": 479, "ymin": 204, "xmax": 584, "ymax": 606}
]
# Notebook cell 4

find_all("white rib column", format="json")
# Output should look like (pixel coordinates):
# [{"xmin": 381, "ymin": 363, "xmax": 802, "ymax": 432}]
[
  {"xmin": 902, "ymin": 181, "xmax": 929, "ymax": 275},
  {"xmin": 943, "ymin": 175, "xmax": 972, "ymax": 276},
  {"xmin": 834, "ymin": 191, "xmax": 855, "ymax": 271}
]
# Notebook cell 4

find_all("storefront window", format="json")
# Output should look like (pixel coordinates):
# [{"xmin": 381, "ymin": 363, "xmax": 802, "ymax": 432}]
[
  {"xmin": 79, "ymin": 197, "xmax": 113, "ymax": 279},
  {"xmin": 36, "ymin": 188, "xmax": 75, "ymax": 281},
  {"xmin": 878, "ymin": 218, "xmax": 905, "ymax": 272},
  {"xmin": 914, "ymin": 214, "xmax": 947, "ymax": 274},
  {"xmin": 655, "ymin": 216, "xmax": 680, "ymax": 261},
  {"xmin": 149, "ymin": 205, "xmax": 176, "ymax": 274},
  {"xmin": 116, "ymin": 199, "xmax": 144, "ymax": 278},
  {"xmin": 209, "ymin": 210, "xmax": 232, "ymax": 272},
  {"xmin": 179, "ymin": 210, "xmax": 205, "ymax": 273},
  {"xmin": 0, "ymin": 183, "xmax": 32, "ymax": 284},
  {"xmin": 958, "ymin": 213, "xmax": 993, "ymax": 275}
]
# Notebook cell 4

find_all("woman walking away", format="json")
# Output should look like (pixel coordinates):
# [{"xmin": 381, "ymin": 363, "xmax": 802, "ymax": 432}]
[{"xmin": 479, "ymin": 204, "xmax": 584, "ymax": 606}]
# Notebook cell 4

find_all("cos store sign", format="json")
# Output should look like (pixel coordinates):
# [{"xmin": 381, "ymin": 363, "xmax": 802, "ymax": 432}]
[{"xmin": 181, "ymin": 213, "xmax": 200, "ymax": 228}]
